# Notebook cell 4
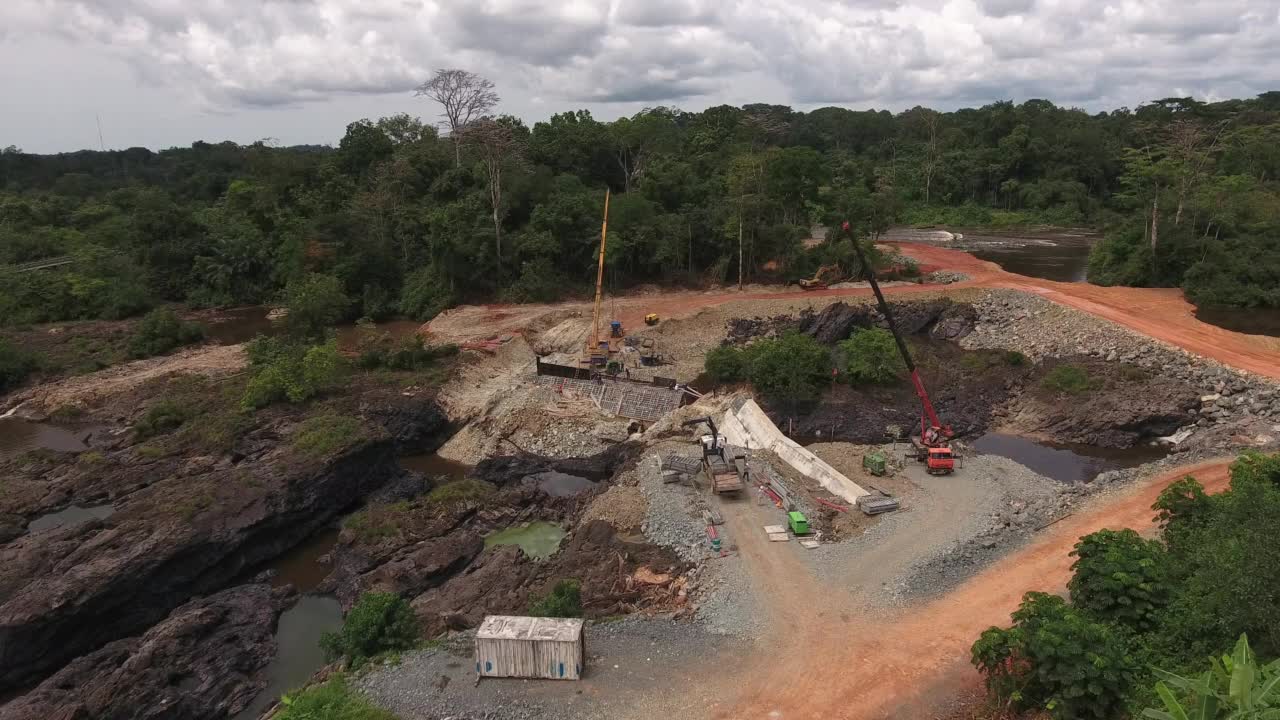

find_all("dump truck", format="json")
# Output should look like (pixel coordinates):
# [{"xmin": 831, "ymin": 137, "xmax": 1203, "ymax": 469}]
[{"xmin": 681, "ymin": 416, "xmax": 747, "ymax": 494}]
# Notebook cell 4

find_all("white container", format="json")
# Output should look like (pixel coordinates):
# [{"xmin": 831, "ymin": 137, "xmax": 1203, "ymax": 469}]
[{"xmin": 474, "ymin": 615, "xmax": 585, "ymax": 680}]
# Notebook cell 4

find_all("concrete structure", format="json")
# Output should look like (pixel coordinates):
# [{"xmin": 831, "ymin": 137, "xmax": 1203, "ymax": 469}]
[
  {"xmin": 475, "ymin": 615, "xmax": 585, "ymax": 681},
  {"xmin": 717, "ymin": 397, "xmax": 870, "ymax": 504}
]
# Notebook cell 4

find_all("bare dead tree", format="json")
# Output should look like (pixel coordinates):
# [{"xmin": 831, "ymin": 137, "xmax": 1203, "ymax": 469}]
[
  {"xmin": 459, "ymin": 118, "xmax": 525, "ymax": 274},
  {"xmin": 921, "ymin": 110, "xmax": 943, "ymax": 205},
  {"xmin": 1165, "ymin": 118, "xmax": 1229, "ymax": 226},
  {"xmin": 415, "ymin": 69, "xmax": 499, "ymax": 168}
]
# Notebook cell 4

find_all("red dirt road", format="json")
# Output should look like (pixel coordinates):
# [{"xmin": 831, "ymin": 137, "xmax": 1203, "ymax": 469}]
[
  {"xmin": 427, "ymin": 243, "xmax": 1279, "ymax": 380},
  {"xmin": 716, "ymin": 458, "xmax": 1234, "ymax": 720}
]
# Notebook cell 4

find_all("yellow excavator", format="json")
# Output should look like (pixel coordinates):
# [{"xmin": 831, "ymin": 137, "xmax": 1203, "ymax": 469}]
[{"xmin": 797, "ymin": 264, "xmax": 843, "ymax": 290}]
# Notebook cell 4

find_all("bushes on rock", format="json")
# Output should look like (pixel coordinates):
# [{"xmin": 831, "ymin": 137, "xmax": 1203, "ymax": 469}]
[
  {"xmin": 134, "ymin": 398, "xmax": 193, "ymax": 439},
  {"xmin": 425, "ymin": 479, "xmax": 494, "ymax": 508},
  {"xmin": 837, "ymin": 328, "xmax": 903, "ymax": 384},
  {"xmin": 127, "ymin": 308, "xmax": 204, "ymax": 359},
  {"xmin": 703, "ymin": 345, "xmax": 746, "ymax": 384},
  {"xmin": 292, "ymin": 414, "xmax": 366, "ymax": 457},
  {"xmin": 0, "ymin": 338, "xmax": 38, "ymax": 393},
  {"xmin": 242, "ymin": 337, "xmax": 345, "ymax": 409},
  {"xmin": 1041, "ymin": 364, "xmax": 1096, "ymax": 395},
  {"xmin": 283, "ymin": 273, "xmax": 351, "ymax": 340},
  {"xmin": 528, "ymin": 579, "xmax": 583, "ymax": 618},
  {"xmin": 276, "ymin": 676, "xmax": 398, "ymax": 720},
  {"xmin": 357, "ymin": 336, "xmax": 457, "ymax": 371},
  {"xmin": 320, "ymin": 592, "xmax": 418, "ymax": 669},
  {"xmin": 701, "ymin": 332, "xmax": 832, "ymax": 401}
]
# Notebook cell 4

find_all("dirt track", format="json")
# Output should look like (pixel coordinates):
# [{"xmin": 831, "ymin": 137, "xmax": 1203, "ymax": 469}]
[
  {"xmin": 425, "ymin": 243, "xmax": 1280, "ymax": 381},
  {"xmin": 712, "ymin": 458, "xmax": 1234, "ymax": 720}
]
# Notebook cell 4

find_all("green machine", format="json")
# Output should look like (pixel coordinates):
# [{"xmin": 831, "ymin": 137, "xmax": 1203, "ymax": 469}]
[
  {"xmin": 787, "ymin": 511, "xmax": 810, "ymax": 536},
  {"xmin": 863, "ymin": 451, "xmax": 887, "ymax": 476}
]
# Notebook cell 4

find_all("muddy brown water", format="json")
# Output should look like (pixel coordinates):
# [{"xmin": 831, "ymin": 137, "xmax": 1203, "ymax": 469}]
[
  {"xmin": 971, "ymin": 432, "xmax": 1169, "ymax": 483},
  {"xmin": 882, "ymin": 226, "xmax": 1098, "ymax": 282},
  {"xmin": 529, "ymin": 470, "xmax": 595, "ymax": 497},
  {"xmin": 0, "ymin": 417, "xmax": 94, "ymax": 461},
  {"xmin": 401, "ymin": 452, "xmax": 470, "ymax": 481},
  {"xmin": 1194, "ymin": 306, "xmax": 1280, "ymax": 338},
  {"xmin": 232, "ymin": 595, "xmax": 343, "ymax": 720},
  {"xmin": 266, "ymin": 529, "xmax": 339, "ymax": 593}
]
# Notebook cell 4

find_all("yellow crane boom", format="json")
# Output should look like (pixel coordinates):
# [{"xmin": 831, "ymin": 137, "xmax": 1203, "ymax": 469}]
[{"xmin": 586, "ymin": 189, "xmax": 610, "ymax": 363}]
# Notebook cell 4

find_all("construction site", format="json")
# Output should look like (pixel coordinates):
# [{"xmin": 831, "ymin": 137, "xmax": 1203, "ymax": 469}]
[{"xmin": 2, "ymin": 222, "xmax": 1279, "ymax": 720}]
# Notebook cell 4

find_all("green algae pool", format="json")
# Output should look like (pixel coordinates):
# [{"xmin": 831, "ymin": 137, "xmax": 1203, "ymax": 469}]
[{"xmin": 484, "ymin": 521, "xmax": 566, "ymax": 560}]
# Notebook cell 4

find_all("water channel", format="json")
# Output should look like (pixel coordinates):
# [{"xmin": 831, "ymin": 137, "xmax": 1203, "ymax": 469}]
[
  {"xmin": 971, "ymin": 432, "xmax": 1169, "ymax": 484},
  {"xmin": 0, "ymin": 417, "xmax": 93, "ymax": 461}
]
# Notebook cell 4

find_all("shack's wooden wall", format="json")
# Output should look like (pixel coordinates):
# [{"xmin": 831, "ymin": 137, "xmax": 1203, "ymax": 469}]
[{"xmin": 475, "ymin": 636, "xmax": 584, "ymax": 680}]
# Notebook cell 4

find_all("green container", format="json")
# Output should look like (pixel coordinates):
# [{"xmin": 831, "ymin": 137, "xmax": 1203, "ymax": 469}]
[
  {"xmin": 863, "ymin": 452, "xmax": 887, "ymax": 476},
  {"xmin": 787, "ymin": 511, "xmax": 810, "ymax": 536}
]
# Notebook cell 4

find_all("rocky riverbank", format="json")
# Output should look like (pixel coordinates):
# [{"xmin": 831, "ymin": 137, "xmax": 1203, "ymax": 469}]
[
  {"xmin": 0, "ymin": 368, "xmax": 450, "ymax": 693},
  {"xmin": 0, "ymin": 584, "xmax": 288, "ymax": 720}
]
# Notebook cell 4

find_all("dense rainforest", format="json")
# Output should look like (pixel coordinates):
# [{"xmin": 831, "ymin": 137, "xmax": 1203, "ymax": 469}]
[{"xmin": 2, "ymin": 81, "xmax": 1278, "ymax": 328}]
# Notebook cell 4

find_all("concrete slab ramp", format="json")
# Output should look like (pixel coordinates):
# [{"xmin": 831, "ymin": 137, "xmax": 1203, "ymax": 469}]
[{"xmin": 717, "ymin": 397, "xmax": 870, "ymax": 504}]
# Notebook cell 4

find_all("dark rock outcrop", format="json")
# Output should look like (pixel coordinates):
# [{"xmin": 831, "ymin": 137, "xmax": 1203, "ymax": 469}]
[
  {"xmin": 0, "ymin": 437, "xmax": 399, "ymax": 691},
  {"xmin": 471, "ymin": 443, "xmax": 637, "ymax": 486},
  {"xmin": 365, "ymin": 395, "xmax": 450, "ymax": 454},
  {"xmin": 799, "ymin": 298, "xmax": 975, "ymax": 345},
  {"xmin": 0, "ymin": 583, "xmax": 285, "ymax": 720}
]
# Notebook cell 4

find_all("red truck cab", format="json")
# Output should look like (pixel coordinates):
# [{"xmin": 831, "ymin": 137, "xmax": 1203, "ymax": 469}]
[{"xmin": 926, "ymin": 447, "xmax": 956, "ymax": 475}]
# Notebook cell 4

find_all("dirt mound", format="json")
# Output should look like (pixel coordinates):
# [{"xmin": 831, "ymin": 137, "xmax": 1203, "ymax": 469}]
[
  {"xmin": 580, "ymin": 484, "xmax": 646, "ymax": 532},
  {"xmin": 410, "ymin": 519, "xmax": 688, "ymax": 635},
  {"xmin": 3, "ymin": 344, "xmax": 246, "ymax": 418}
]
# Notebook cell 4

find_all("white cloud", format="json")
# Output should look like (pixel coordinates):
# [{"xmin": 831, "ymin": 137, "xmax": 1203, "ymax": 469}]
[{"xmin": 1, "ymin": 0, "xmax": 1278, "ymax": 150}]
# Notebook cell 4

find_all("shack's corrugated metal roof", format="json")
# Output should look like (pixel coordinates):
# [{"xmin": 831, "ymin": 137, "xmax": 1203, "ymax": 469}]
[{"xmin": 476, "ymin": 615, "xmax": 584, "ymax": 642}]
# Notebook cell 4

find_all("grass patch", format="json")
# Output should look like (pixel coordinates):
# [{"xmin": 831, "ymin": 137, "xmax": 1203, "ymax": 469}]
[
  {"xmin": 135, "ymin": 444, "xmax": 168, "ymax": 459},
  {"xmin": 1116, "ymin": 364, "xmax": 1149, "ymax": 383},
  {"xmin": 292, "ymin": 414, "xmax": 366, "ymax": 458},
  {"xmin": 48, "ymin": 404, "xmax": 85, "ymax": 421},
  {"xmin": 528, "ymin": 579, "xmax": 583, "ymax": 618},
  {"xmin": 1041, "ymin": 364, "xmax": 1098, "ymax": 395},
  {"xmin": 134, "ymin": 399, "xmax": 194, "ymax": 439},
  {"xmin": 1003, "ymin": 350, "xmax": 1028, "ymax": 366},
  {"xmin": 78, "ymin": 451, "xmax": 106, "ymax": 465},
  {"xmin": 344, "ymin": 507, "xmax": 402, "ymax": 542},
  {"xmin": 425, "ymin": 479, "xmax": 495, "ymax": 508},
  {"xmin": 276, "ymin": 675, "xmax": 399, "ymax": 720}
]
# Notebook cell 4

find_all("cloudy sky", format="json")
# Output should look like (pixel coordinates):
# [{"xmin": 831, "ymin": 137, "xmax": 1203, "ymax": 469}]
[{"xmin": 2, "ymin": 0, "xmax": 1277, "ymax": 153}]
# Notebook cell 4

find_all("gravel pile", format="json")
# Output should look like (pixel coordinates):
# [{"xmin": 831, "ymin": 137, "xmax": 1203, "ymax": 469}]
[
  {"xmin": 580, "ymin": 484, "xmax": 646, "ymax": 531},
  {"xmin": 356, "ymin": 617, "xmax": 739, "ymax": 720},
  {"xmin": 690, "ymin": 552, "xmax": 764, "ymax": 639},
  {"xmin": 964, "ymin": 290, "xmax": 1280, "ymax": 428},
  {"xmin": 927, "ymin": 270, "xmax": 971, "ymax": 284},
  {"xmin": 637, "ymin": 451, "xmax": 712, "ymax": 562}
]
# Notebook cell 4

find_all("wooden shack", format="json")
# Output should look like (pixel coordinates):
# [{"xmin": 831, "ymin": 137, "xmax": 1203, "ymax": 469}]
[{"xmin": 474, "ymin": 615, "xmax": 585, "ymax": 680}]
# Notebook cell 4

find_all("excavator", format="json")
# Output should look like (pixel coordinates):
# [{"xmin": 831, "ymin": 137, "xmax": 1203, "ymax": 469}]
[
  {"xmin": 797, "ymin": 264, "xmax": 843, "ymax": 290},
  {"xmin": 680, "ymin": 417, "xmax": 747, "ymax": 494},
  {"xmin": 841, "ymin": 221, "xmax": 956, "ymax": 475}
]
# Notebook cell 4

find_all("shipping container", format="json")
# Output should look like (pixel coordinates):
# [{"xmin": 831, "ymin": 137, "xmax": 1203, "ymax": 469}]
[{"xmin": 474, "ymin": 615, "xmax": 585, "ymax": 680}]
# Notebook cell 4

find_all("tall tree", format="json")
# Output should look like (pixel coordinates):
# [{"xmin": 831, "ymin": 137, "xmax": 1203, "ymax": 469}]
[
  {"xmin": 415, "ymin": 69, "xmax": 500, "ymax": 168},
  {"xmin": 460, "ymin": 117, "xmax": 525, "ymax": 275}
]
